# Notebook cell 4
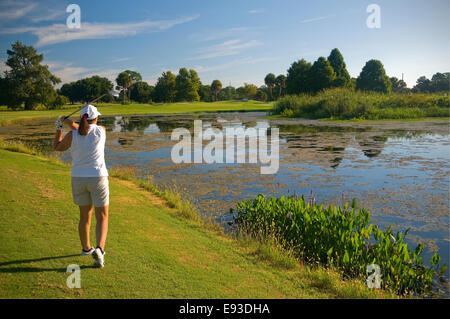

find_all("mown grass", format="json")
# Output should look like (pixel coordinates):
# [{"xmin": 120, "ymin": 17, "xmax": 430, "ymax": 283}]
[
  {"xmin": 272, "ymin": 88, "xmax": 449, "ymax": 120},
  {"xmin": 0, "ymin": 141, "xmax": 395, "ymax": 298},
  {"xmin": 0, "ymin": 101, "xmax": 272, "ymax": 127}
]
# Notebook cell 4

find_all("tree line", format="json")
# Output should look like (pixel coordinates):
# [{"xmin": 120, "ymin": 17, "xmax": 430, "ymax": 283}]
[
  {"xmin": 267, "ymin": 48, "xmax": 449, "ymax": 101},
  {"xmin": 0, "ymin": 41, "xmax": 448, "ymax": 110}
]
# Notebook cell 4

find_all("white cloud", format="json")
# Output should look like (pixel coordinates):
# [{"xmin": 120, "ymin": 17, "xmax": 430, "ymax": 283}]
[
  {"xmin": 192, "ymin": 26, "xmax": 265, "ymax": 42},
  {"xmin": 44, "ymin": 59, "xmax": 124, "ymax": 85},
  {"xmin": 110, "ymin": 57, "xmax": 133, "ymax": 63},
  {"xmin": 249, "ymin": 9, "xmax": 264, "ymax": 14},
  {"xmin": 0, "ymin": 1, "xmax": 37, "ymax": 21},
  {"xmin": 300, "ymin": 16, "xmax": 329, "ymax": 24},
  {"xmin": 31, "ymin": 8, "xmax": 65, "ymax": 23},
  {"xmin": 189, "ymin": 39, "xmax": 263, "ymax": 60},
  {"xmin": 44, "ymin": 60, "xmax": 91, "ymax": 83},
  {"xmin": 0, "ymin": 15, "xmax": 200, "ymax": 46}
]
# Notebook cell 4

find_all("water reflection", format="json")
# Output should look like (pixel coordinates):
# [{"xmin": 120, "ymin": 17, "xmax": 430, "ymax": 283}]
[{"xmin": 0, "ymin": 112, "xmax": 448, "ymax": 286}]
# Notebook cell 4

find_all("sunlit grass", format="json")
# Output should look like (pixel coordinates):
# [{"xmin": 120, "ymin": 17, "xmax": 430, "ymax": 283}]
[{"xmin": 0, "ymin": 101, "xmax": 273, "ymax": 127}]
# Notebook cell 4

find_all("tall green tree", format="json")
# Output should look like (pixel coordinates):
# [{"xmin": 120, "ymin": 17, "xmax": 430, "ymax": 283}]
[
  {"xmin": 390, "ymin": 77, "xmax": 408, "ymax": 93},
  {"xmin": 218, "ymin": 86, "xmax": 236, "ymax": 100},
  {"xmin": 175, "ymin": 68, "xmax": 200, "ymax": 102},
  {"xmin": 264, "ymin": 73, "xmax": 276, "ymax": 101},
  {"xmin": 199, "ymin": 85, "xmax": 212, "ymax": 102},
  {"xmin": 356, "ymin": 59, "xmax": 391, "ymax": 93},
  {"xmin": 431, "ymin": 72, "xmax": 450, "ymax": 92},
  {"xmin": 61, "ymin": 76, "xmax": 113, "ymax": 103},
  {"xmin": 286, "ymin": 59, "xmax": 312, "ymax": 94},
  {"xmin": 275, "ymin": 74, "xmax": 286, "ymax": 98},
  {"xmin": 256, "ymin": 90, "xmax": 267, "ymax": 102},
  {"xmin": 327, "ymin": 48, "xmax": 352, "ymax": 88},
  {"xmin": 237, "ymin": 83, "xmax": 258, "ymax": 99},
  {"xmin": 3, "ymin": 41, "xmax": 60, "ymax": 110},
  {"xmin": 308, "ymin": 57, "xmax": 336, "ymax": 93},
  {"xmin": 211, "ymin": 80, "xmax": 222, "ymax": 101},
  {"xmin": 116, "ymin": 70, "xmax": 142, "ymax": 103},
  {"xmin": 129, "ymin": 81, "xmax": 154, "ymax": 103},
  {"xmin": 412, "ymin": 76, "xmax": 431, "ymax": 93},
  {"xmin": 152, "ymin": 71, "xmax": 177, "ymax": 102}
]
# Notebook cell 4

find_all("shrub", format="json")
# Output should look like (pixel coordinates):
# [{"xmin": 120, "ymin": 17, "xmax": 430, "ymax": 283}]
[
  {"xmin": 230, "ymin": 194, "xmax": 447, "ymax": 296},
  {"xmin": 273, "ymin": 88, "xmax": 450, "ymax": 120}
]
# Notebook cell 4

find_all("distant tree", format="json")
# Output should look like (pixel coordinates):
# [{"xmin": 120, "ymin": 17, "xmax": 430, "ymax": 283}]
[
  {"xmin": 129, "ymin": 81, "xmax": 154, "ymax": 103},
  {"xmin": 237, "ymin": 83, "xmax": 258, "ymax": 99},
  {"xmin": 60, "ymin": 83, "xmax": 76, "ymax": 104},
  {"xmin": 3, "ymin": 41, "xmax": 60, "ymax": 110},
  {"xmin": 48, "ymin": 94, "xmax": 69, "ymax": 109},
  {"xmin": 189, "ymin": 69, "xmax": 201, "ymax": 94},
  {"xmin": 175, "ymin": 68, "xmax": 200, "ymax": 102},
  {"xmin": 211, "ymin": 80, "xmax": 222, "ymax": 101},
  {"xmin": 412, "ymin": 76, "xmax": 432, "ymax": 93},
  {"xmin": 286, "ymin": 59, "xmax": 312, "ymax": 94},
  {"xmin": 68, "ymin": 76, "xmax": 113, "ymax": 103},
  {"xmin": 264, "ymin": 73, "xmax": 276, "ymax": 100},
  {"xmin": 356, "ymin": 59, "xmax": 391, "ymax": 93},
  {"xmin": 275, "ymin": 74, "xmax": 286, "ymax": 98},
  {"xmin": 199, "ymin": 85, "xmax": 212, "ymax": 102},
  {"xmin": 327, "ymin": 48, "xmax": 352, "ymax": 88},
  {"xmin": 218, "ymin": 86, "xmax": 236, "ymax": 100},
  {"xmin": 390, "ymin": 77, "xmax": 408, "ymax": 93},
  {"xmin": 255, "ymin": 90, "xmax": 267, "ymax": 102},
  {"xmin": 116, "ymin": 70, "xmax": 142, "ymax": 103},
  {"xmin": 152, "ymin": 71, "xmax": 177, "ymax": 103},
  {"xmin": 431, "ymin": 72, "xmax": 450, "ymax": 92},
  {"xmin": 308, "ymin": 57, "xmax": 336, "ymax": 93}
]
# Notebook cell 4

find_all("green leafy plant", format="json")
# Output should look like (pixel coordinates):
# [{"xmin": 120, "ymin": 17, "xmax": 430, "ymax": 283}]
[{"xmin": 230, "ymin": 194, "xmax": 446, "ymax": 296}]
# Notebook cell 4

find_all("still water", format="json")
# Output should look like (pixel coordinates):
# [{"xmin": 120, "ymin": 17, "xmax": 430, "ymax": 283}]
[{"xmin": 1, "ymin": 112, "xmax": 449, "ymax": 290}]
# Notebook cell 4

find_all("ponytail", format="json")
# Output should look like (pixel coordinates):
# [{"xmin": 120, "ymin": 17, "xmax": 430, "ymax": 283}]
[{"xmin": 78, "ymin": 113, "xmax": 89, "ymax": 136}]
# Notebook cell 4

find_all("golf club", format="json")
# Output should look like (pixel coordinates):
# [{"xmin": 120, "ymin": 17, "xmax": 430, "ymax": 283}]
[{"xmin": 63, "ymin": 89, "xmax": 120, "ymax": 120}]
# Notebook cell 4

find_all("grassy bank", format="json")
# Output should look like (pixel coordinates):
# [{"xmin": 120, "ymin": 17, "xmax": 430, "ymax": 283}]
[
  {"xmin": 0, "ymin": 141, "xmax": 394, "ymax": 298},
  {"xmin": 272, "ymin": 88, "xmax": 449, "ymax": 120},
  {"xmin": 0, "ymin": 101, "xmax": 272, "ymax": 127}
]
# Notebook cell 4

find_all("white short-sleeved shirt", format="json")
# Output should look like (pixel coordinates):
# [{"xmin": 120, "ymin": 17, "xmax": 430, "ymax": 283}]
[{"xmin": 70, "ymin": 124, "xmax": 108, "ymax": 177}]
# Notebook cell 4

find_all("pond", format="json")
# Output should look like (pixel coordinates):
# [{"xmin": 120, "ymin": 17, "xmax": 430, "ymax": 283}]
[{"xmin": 1, "ymin": 111, "xmax": 449, "ymax": 292}]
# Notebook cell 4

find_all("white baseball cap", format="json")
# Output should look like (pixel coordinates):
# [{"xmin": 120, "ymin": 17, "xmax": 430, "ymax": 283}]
[{"xmin": 80, "ymin": 104, "xmax": 101, "ymax": 120}]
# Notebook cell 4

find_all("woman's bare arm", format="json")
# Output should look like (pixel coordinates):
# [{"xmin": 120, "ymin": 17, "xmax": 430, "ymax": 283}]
[{"xmin": 54, "ymin": 131, "xmax": 72, "ymax": 151}]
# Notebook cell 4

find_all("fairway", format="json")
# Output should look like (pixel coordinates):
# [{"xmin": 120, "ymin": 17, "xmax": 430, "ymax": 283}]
[
  {"xmin": 0, "ymin": 101, "xmax": 273, "ymax": 127},
  {"xmin": 0, "ymin": 147, "xmax": 392, "ymax": 298}
]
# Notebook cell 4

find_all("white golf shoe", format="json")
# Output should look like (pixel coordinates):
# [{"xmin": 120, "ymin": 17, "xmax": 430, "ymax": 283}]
[
  {"xmin": 80, "ymin": 247, "xmax": 95, "ymax": 256},
  {"xmin": 92, "ymin": 247, "xmax": 105, "ymax": 268}
]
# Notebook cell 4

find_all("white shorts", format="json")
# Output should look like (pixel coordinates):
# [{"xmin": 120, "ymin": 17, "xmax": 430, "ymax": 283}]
[{"xmin": 71, "ymin": 177, "xmax": 109, "ymax": 207}]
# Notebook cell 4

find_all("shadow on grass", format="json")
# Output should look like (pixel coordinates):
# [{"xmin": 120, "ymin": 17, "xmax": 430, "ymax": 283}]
[{"xmin": 0, "ymin": 254, "xmax": 96, "ymax": 273}]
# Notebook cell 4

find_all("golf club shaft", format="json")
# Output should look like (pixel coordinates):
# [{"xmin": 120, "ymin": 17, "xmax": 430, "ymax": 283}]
[{"xmin": 63, "ymin": 93, "xmax": 107, "ymax": 120}]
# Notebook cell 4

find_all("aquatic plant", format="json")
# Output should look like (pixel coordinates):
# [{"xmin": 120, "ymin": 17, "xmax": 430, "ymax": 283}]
[
  {"xmin": 230, "ymin": 194, "xmax": 447, "ymax": 296},
  {"xmin": 272, "ymin": 88, "xmax": 450, "ymax": 120}
]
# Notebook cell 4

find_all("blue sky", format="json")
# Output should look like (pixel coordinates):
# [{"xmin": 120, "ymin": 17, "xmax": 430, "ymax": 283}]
[{"xmin": 0, "ymin": 0, "xmax": 448, "ymax": 88}]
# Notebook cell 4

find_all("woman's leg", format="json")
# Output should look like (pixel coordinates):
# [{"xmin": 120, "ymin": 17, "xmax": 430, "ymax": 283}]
[
  {"xmin": 95, "ymin": 205, "xmax": 108, "ymax": 251},
  {"xmin": 79, "ymin": 205, "xmax": 93, "ymax": 250}
]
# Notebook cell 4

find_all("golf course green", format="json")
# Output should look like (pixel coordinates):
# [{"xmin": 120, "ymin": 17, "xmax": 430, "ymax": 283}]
[
  {"xmin": 0, "ymin": 101, "xmax": 272, "ymax": 127},
  {"xmin": 0, "ymin": 142, "xmax": 394, "ymax": 298}
]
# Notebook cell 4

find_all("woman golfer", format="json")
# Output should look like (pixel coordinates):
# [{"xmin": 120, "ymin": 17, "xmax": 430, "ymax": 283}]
[{"xmin": 53, "ymin": 104, "xmax": 108, "ymax": 268}]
